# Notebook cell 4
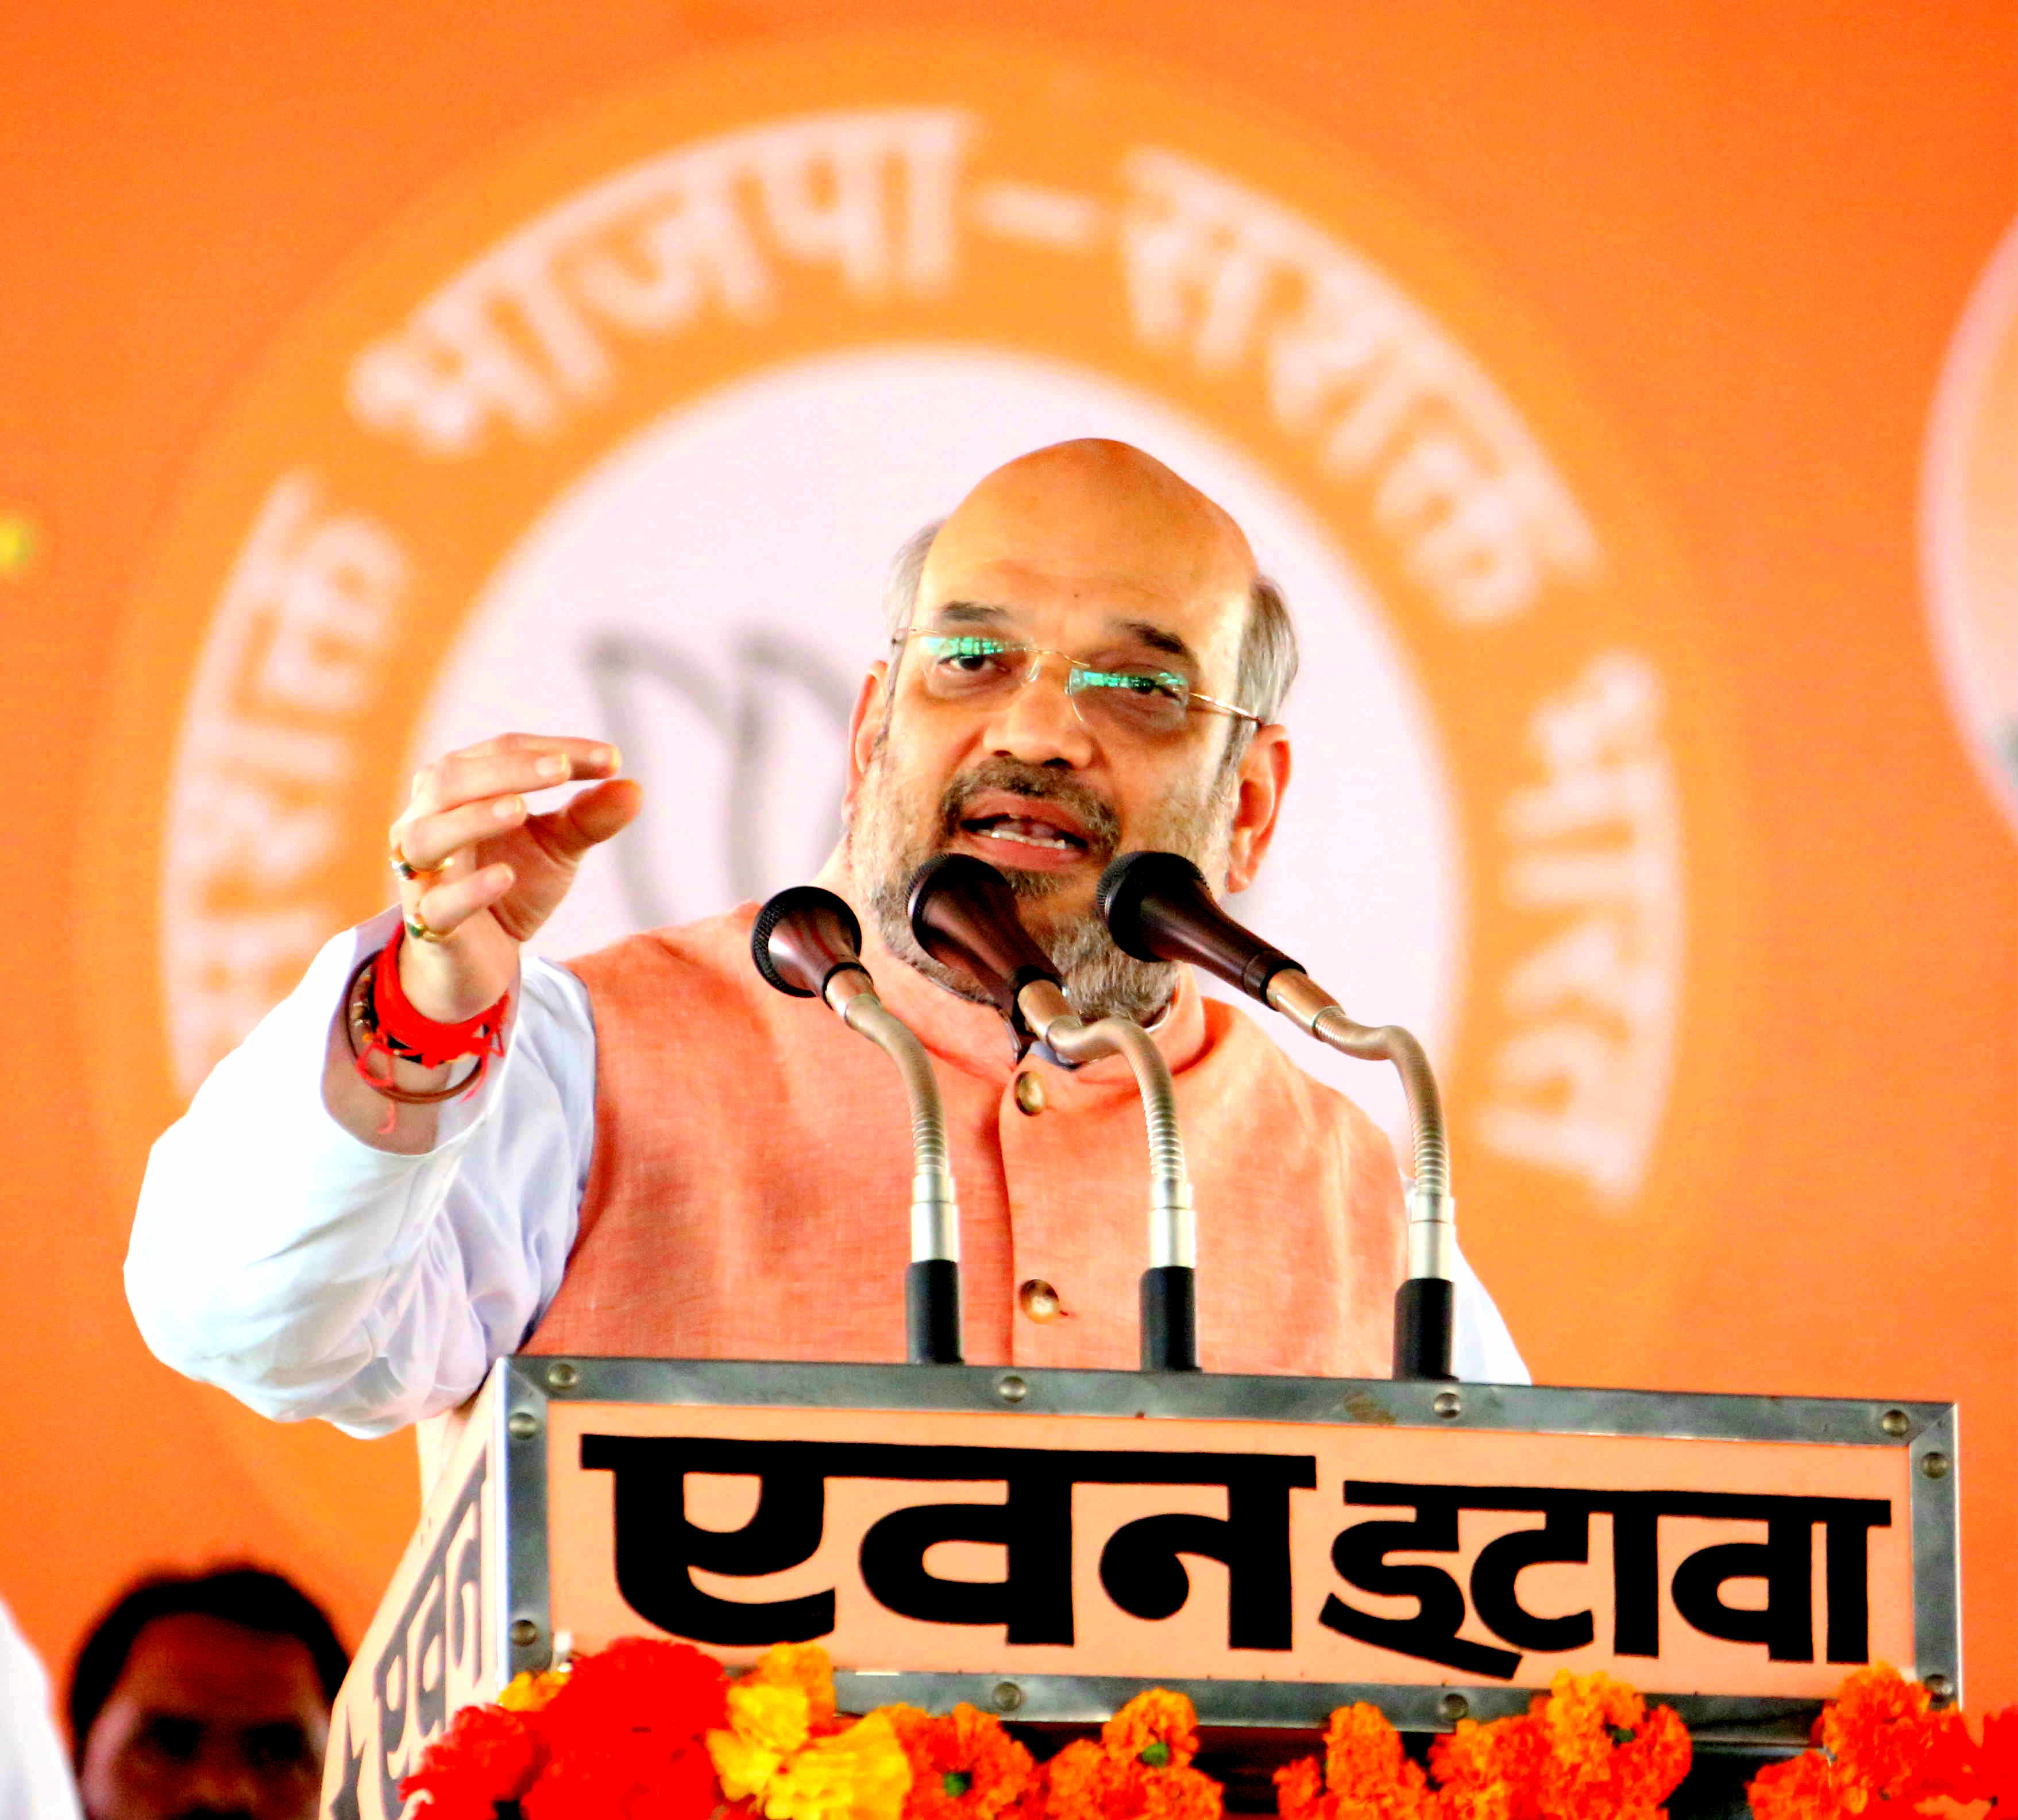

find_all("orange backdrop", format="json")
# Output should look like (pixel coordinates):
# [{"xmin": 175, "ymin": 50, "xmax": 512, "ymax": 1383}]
[{"xmin": 3, "ymin": 0, "xmax": 2014, "ymax": 1717}]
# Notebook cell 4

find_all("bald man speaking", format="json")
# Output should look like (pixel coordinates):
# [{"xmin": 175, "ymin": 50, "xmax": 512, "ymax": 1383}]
[{"xmin": 130, "ymin": 441, "xmax": 1524, "ymax": 1437}]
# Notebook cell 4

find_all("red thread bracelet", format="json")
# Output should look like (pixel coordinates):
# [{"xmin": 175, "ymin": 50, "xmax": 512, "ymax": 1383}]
[{"xmin": 356, "ymin": 924, "xmax": 511, "ymax": 1085}]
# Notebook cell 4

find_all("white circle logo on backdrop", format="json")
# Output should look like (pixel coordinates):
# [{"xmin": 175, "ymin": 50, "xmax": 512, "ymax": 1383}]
[
  {"xmin": 1923, "ymin": 215, "xmax": 2018, "ymax": 838},
  {"xmin": 411, "ymin": 348, "xmax": 1461, "ymax": 1138}
]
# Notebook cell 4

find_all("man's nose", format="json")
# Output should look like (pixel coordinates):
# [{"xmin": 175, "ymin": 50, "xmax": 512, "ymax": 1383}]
[
  {"xmin": 981, "ymin": 659, "xmax": 1096, "ymax": 768},
  {"xmin": 184, "ymin": 1741, "xmax": 263, "ymax": 1815}
]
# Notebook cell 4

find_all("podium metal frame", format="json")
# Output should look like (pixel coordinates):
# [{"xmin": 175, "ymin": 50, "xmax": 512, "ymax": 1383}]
[{"xmin": 492, "ymin": 1355, "xmax": 1959, "ymax": 1746}]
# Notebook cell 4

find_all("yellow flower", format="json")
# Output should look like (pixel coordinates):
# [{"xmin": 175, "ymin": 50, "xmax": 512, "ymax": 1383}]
[
  {"xmin": 763, "ymin": 1711, "xmax": 912, "ymax": 1820},
  {"xmin": 746, "ymin": 1643, "xmax": 842, "ymax": 1730},
  {"xmin": 710, "ymin": 1682, "xmax": 816, "ymax": 1800},
  {"xmin": 496, "ymin": 1667, "xmax": 568, "ymax": 1711}
]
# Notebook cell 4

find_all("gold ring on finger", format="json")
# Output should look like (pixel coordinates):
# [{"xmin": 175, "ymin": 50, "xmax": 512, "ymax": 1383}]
[
  {"xmin": 390, "ymin": 841, "xmax": 443, "ymax": 882},
  {"xmin": 404, "ymin": 911, "xmax": 448, "ymax": 944}
]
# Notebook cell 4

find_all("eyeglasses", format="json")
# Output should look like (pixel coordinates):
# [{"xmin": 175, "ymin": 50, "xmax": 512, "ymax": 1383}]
[{"xmin": 892, "ymin": 631, "xmax": 1262, "ymax": 742}]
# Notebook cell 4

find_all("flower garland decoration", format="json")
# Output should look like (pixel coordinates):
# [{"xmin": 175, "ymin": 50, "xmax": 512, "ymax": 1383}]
[
  {"xmin": 400, "ymin": 1636, "xmax": 727, "ymax": 1820},
  {"xmin": 886, "ymin": 1702, "xmax": 1041, "ymax": 1820},
  {"xmin": 1748, "ymin": 1663, "xmax": 1981, "ymax": 1818},
  {"xmin": 1044, "ymin": 1687, "xmax": 1223, "ymax": 1820},
  {"xmin": 402, "ymin": 1638, "xmax": 2018, "ymax": 1820},
  {"xmin": 1526, "ymin": 1671, "xmax": 1690, "ymax": 1819},
  {"xmin": 1273, "ymin": 1674, "xmax": 1688, "ymax": 1820},
  {"xmin": 705, "ymin": 1642, "xmax": 912, "ymax": 1820},
  {"xmin": 1275, "ymin": 1702, "xmax": 1436, "ymax": 1820}
]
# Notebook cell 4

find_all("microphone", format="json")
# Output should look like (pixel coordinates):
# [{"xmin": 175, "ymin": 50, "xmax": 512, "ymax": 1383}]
[
  {"xmin": 906, "ymin": 854, "xmax": 1198, "ymax": 1372},
  {"xmin": 1098, "ymin": 851, "xmax": 1458, "ymax": 1384},
  {"xmin": 1099, "ymin": 850, "xmax": 1303, "ymax": 997},
  {"xmin": 904, "ymin": 854, "xmax": 1063, "ymax": 1047},
  {"xmin": 751, "ymin": 885, "xmax": 875, "ymax": 1001},
  {"xmin": 751, "ymin": 886, "xmax": 962, "ymax": 1366}
]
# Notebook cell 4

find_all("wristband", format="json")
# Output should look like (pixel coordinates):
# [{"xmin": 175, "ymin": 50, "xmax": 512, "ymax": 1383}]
[{"xmin": 346, "ymin": 927, "xmax": 510, "ymax": 1121}]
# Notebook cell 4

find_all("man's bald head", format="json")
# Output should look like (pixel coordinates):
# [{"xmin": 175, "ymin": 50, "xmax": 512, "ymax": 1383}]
[
  {"xmin": 927, "ymin": 438, "xmax": 1257, "ymax": 615},
  {"xmin": 883, "ymin": 440, "xmax": 1298, "ymax": 727}
]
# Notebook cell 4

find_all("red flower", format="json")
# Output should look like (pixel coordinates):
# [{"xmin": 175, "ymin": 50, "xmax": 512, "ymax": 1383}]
[
  {"xmin": 522, "ymin": 1733, "xmax": 720, "ymax": 1820},
  {"xmin": 537, "ymin": 1637, "xmax": 728, "ymax": 1749},
  {"xmin": 1980, "ymin": 1708, "xmax": 2018, "ymax": 1807},
  {"xmin": 511, "ymin": 1639, "xmax": 729, "ymax": 1820},
  {"xmin": 399, "ymin": 1703, "xmax": 545, "ymax": 1820}
]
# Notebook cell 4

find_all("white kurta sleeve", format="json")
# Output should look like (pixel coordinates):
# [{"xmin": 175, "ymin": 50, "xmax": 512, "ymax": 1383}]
[{"xmin": 126, "ymin": 910, "xmax": 598, "ymax": 1438}]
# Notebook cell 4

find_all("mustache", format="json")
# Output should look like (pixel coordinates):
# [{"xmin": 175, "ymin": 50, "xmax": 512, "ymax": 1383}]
[{"xmin": 937, "ymin": 758, "xmax": 1121, "ymax": 859}]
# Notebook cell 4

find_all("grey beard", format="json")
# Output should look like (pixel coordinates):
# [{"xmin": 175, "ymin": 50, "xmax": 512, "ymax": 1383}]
[{"xmin": 848, "ymin": 747, "xmax": 1234, "ymax": 1025}]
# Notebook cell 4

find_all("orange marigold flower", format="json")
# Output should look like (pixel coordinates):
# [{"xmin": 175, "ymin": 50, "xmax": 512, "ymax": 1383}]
[
  {"xmin": 1747, "ymin": 1748, "xmax": 1868, "ymax": 1820},
  {"xmin": 1272, "ymin": 1756, "xmax": 1326, "ymax": 1820},
  {"xmin": 1105, "ymin": 1690, "xmax": 1200, "ymax": 1772},
  {"xmin": 1813, "ymin": 1663, "xmax": 1976, "ymax": 1807},
  {"xmin": 1323, "ymin": 1703, "xmax": 1429, "ymax": 1814},
  {"xmin": 1428, "ymin": 1715, "xmax": 1546, "ymax": 1820},
  {"xmin": 1274, "ymin": 1703, "xmax": 1431, "ymax": 1820},
  {"xmin": 1529, "ymin": 1671, "xmax": 1690, "ymax": 1817},
  {"xmin": 1136, "ymin": 1759, "xmax": 1222, "ymax": 1820},
  {"xmin": 886, "ymin": 1704, "xmax": 1037, "ymax": 1820},
  {"xmin": 1043, "ymin": 1738, "xmax": 1112, "ymax": 1820},
  {"xmin": 1045, "ymin": 1694, "xmax": 1220, "ymax": 1820}
]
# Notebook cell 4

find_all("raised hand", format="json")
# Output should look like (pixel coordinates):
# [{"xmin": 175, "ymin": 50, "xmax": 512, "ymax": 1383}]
[{"xmin": 387, "ymin": 733, "xmax": 642, "ymax": 1023}]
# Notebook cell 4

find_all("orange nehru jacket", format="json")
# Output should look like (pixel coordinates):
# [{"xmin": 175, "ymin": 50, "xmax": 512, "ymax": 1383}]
[{"xmin": 526, "ymin": 902, "xmax": 1407, "ymax": 1376}]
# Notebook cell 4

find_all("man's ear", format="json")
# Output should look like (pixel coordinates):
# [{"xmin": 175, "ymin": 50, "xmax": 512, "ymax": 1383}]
[
  {"xmin": 841, "ymin": 660, "xmax": 891, "ymax": 821},
  {"xmin": 1222, "ymin": 723, "xmax": 1291, "ymax": 894}
]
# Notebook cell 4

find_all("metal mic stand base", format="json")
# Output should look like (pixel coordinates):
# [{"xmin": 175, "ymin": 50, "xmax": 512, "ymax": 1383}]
[
  {"xmin": 1140, "ymin": 1265, "xmax": 1200, "ymax": 1371},
  {"xmin": 1391, "ymin": 1277, "xmax": 1455, "ymax": 1381},
  {"xmin": 906, "ymin": 1260, "xmax": 964, "ymax": 1364}
]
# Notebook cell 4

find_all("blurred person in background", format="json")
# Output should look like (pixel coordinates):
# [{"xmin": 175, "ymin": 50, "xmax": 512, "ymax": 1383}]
[{"xmin": 68, "ymin": 1567, "xmax": 346, "ymax": 1820}]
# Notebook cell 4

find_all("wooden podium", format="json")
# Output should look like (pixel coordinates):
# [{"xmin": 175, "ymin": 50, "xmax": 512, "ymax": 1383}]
[{"xmin": 322, "ymin": 1358, "xmax": 1959, "ymax": 1819}]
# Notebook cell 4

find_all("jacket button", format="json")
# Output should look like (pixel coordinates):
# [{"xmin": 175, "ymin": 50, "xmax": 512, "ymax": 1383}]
[
  {"xmin": 1013, "ymin": 1071, "xmax": 1046, "ymax": 1116},
  {"xmin": 1018, "ymin": 1279, "xmax": 1063, "ymax": 1322}
]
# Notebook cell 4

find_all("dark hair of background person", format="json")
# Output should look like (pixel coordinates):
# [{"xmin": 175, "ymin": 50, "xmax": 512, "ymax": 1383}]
[{"xmin": 67, "ymin": 1565, "xmax": 349, "ymax": 1763}]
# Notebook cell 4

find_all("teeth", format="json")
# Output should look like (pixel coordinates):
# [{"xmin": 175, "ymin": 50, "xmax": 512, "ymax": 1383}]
[{"xmin": 977, "ymin": 825, "xmax": 1076, "ymax": 852}]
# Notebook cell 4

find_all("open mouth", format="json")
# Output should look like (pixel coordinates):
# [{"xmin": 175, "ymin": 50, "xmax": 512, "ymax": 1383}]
[{"xmin": 958, "ymin": 812, "xmax": 1091, "ymax": 855}]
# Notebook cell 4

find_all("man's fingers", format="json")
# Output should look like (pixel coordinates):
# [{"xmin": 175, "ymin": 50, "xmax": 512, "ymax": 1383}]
[
  {"xmin": 393, "ymin": 795, "xmax": 528, "ymax": 874},
  {"xmin": 461, "ymin": 732, "xmax": 622, "ymax": 766},
  {"xmin": 407, "ymin": 863, "xmax": 516, "ymax": 941},
  {"xmin": 532, "ymin": 776, "xmax": 645, "ymax": 862},
  {"xmin": 409, "ymin": 741, "xmax": 621, "ymax": 818}
]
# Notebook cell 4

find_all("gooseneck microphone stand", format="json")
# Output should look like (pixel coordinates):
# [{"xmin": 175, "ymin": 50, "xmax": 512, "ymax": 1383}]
[
  {"xmin": 905, "ymin": 854, "xmax": 1200, "ymax": 1372},
  {"xmin": 1098, "ymin": 850, "xmax": 1457, "ymax": 1382},
  {"xmin": 751, "ymin": 886, "xmax": 963, "ymax": 1364}
]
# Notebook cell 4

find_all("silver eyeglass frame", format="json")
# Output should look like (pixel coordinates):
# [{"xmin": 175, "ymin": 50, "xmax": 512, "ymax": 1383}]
[{"xmin": 888, "ymin": 628, "xmax": 1264, "ymax": 731}]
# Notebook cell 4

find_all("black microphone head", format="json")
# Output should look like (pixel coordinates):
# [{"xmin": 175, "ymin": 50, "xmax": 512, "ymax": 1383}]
[
  {"xmin": 905, "ymin": 853, "xmax": 1059, "ymax": 1019},
  {"xmin": 751, "ymin": 885, "xmax": 864, "ymax": 999},
  {"xmin": 1097, "ymin": 850, "xmax": 1211, "ymax": 963},
  {"xmin": 1094, "ymin": 848, "xmax": 1303, "ymax": 1001}
]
